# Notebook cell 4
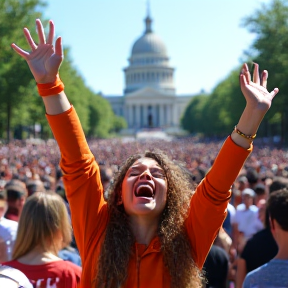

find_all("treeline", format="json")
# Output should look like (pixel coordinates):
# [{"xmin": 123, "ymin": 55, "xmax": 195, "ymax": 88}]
[
  {"xmin": 181, "ymin": 0, "xmax": 288, "ymax": 142},
  {"xmin": 0, "ymin": 0, "xmax": 126, "ymax": 141}
]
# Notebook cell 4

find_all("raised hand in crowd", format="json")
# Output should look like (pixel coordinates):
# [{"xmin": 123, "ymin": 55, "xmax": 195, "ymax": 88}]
[{"xmin": 12, "ymin": 19, "xmax": 70, "ymax": 115}]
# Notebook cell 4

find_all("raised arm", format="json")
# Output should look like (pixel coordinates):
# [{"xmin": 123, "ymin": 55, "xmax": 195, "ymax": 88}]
[
  {"xmin": 11, "ymin": 19, "xmax": 70, "ymax": 115},
  {"xmin": 12, "ymin": 19, "xmax": 108, "ymax": 264},
  {"xmin": 186, "ymin": 63, "xmax": 279, "ymax": 269}
]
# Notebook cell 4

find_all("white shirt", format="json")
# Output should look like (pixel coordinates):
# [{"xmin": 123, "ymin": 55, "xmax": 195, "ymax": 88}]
[
  {"xmin": 0, "ymin": 217, "xmax": 18, "ymax": 242},
  {"xmin": 227, "ymin": 203, "xmax": 236, "ymax": 224},
  {"xmin": 0, "ymin": 217, "xmax": 18, "ymax": 262},
  {"xmin": 233, "ymin": 203, "xmax": 263, "ymax": 239}
]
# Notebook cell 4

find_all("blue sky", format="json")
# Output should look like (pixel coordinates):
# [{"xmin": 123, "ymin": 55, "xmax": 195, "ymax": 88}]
[{"xmin": 42, "ymin": 0, "xmax": 270, "ymax": 95}]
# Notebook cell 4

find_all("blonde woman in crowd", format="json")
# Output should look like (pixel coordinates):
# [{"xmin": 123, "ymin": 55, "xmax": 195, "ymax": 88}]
[
  {"xmin": 11, "ymin": 19, "xmax": 279, "ymax": 288},
  {"xmin": 3, "ymin": 192, "xmax": 81, "ymax": 287}
]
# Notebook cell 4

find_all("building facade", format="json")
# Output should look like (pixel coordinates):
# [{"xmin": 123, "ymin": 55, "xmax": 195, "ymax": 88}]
[{"xmin": 105, "ymin": 11, "xmax": 195, "ymax": 130}]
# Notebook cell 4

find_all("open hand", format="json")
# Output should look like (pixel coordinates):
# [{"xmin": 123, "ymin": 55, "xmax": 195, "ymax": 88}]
[
  {"xmin": 240, "ymin": 63, "xmax": 279, "ymax": 112},
  {"xmin": 11, "ymin": 19, "xmax": 63, "ymax": 84}
]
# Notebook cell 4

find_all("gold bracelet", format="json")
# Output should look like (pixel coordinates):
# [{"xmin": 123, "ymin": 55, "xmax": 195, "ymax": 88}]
[{"xmin": 234, "ymin": 126, "xmax": 256, "ymax": 140}]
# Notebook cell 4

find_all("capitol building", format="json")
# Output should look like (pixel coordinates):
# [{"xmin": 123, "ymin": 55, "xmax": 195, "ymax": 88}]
[{"xmin": 104, "ymin": 10, "xmax": 195, "ymax": 131}]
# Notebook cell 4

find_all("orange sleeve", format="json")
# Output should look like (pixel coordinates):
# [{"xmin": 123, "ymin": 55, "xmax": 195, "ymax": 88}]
[
  {"xmin": 185, "ymin": 136, "xmax": 252, "ymax": 269},
  {"xmin": 46, "ymin": 106, "xmax": 108, "ymax": 261}
]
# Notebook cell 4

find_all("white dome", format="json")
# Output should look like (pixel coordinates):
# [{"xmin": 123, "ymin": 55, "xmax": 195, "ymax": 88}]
[
  {"xmin": 131, "ymin": 15, "xmax": 167, "ymax": 56},
  {"xmin": 132, "ymin": 32, "xmax": 167, "ymax": 55},
  {"xmin": 124, "ymin": 13, "xmax": 175, "ymax": 95}
]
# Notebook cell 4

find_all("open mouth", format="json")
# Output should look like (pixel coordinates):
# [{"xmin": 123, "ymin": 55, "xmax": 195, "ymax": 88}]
[{"xmin": 134, "ymin": 184, "xmax": 155, "ymax": 198}]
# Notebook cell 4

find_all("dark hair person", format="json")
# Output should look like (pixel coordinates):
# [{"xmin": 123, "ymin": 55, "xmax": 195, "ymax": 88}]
[
  {"xmin": 11, "ymin": 19, "xmax": 279, "ymax": 288},
  {"xmin": 243, "ymin": 189, "xmax": 288, "ymax": 287}
]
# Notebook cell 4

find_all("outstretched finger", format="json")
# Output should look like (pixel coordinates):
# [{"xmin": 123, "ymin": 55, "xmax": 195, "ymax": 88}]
[
  {"xmin": 240, "ymin": 72, "xmax": 248, "ymax": 87},
  {"xmin": 11, "ymin": 43, "xmax": 29, "ymax": 59},
  {"xmin": 241, "ymin": 63, "xmax": 251, "ymax": 83},
  {"xmin": 47, "ymin": 20, "xmax": 55, "ymax": 45},
  {"xmin": 36, "ymin": 19, "xmax": 46, "ymax": 44},
  {"xmin": 253, "ymin": 63, "xmax": 260, "ymax": 84},
  {"xmin": 55, "ymin": 36, "xmax": 63, "ymax": 57},
  {"xmin": 23, "ymin": 28, "xmax": 37, "ymax": 51},
  {"xmin": 261, "ymin": 70, "xmax": 268, "ymax": 89},
  {"xmin": 270, "ymin": 88, "xmax": 279, "ymax": 99}
]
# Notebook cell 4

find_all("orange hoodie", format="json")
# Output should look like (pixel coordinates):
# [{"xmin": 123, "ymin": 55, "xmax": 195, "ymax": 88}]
[{"xmin": 47, "ymin": 106, "xmax": 251, "ymax": 288}]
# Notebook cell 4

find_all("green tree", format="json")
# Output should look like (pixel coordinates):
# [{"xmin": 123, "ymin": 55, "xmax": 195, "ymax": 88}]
[
  {"xmin": 88, "ymin": 93, "xmax": 115, "ymax": 138},
  {"xmin": 181, "ymin": 68, "xmax": 245, "ymax": 136},
  {"xmin": 0, "ymin": 0, "xmax": 126, "ymax": 140},
  {"xmin": 181, "ymin": 94, "xmax": 208, "ymax": 134},
  {"xmin": 202, "ymin": 68, "xmax": 245, "ymax": 136},
  {"xmin": 59, "ymin": 49, "xmax": 90, "ymax": 133},
  {"xmin": 0, "ymin": 0, "xmax": 46, "ymax": 141},
  {"xmin": 242, "ymin": 0, "xmax": 288, "ymax": 141},
  {"xmin": 112, "ymin": 115, "xmax": 127, "ymax": 133}
]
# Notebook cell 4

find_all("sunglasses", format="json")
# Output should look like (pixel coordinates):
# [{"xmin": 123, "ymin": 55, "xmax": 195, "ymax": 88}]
[{"xmin": 0, "ymin": 273, "xmax": 24, "ymax": 288}]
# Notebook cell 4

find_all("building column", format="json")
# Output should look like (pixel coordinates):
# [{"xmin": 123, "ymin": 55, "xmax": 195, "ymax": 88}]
[
  {"xmin": 173, "ymin": 103, "xmax": 178, "ymax": 126},
  {"xmin": 136, "ymin": 105, "xmax": 141, "ymax": 128},
  {"xmin": 169, "ymin": 104, "xmax": 174, "ymax": 126},
  {"xmin": 128, "ymin": 105, "xmax": 133, "ymax": 128},
  {"xmin": 140, "ymin": 105, "xmax": 143, "ymax": 128},
  {"xmin": 166, "ymin": 104, "xmax": 170, "ymax": 127},
  {"xmin": 159, "ymin": 104, "xmax": 164, "ymax": 127},
  {"xmin": 143, "ymin": 105, "xmax": 148, "ymax": 127},
  {"xmin": 149, "ymin": 105, "xmax": 153, "ymax": 128},
  {"xmin": 155, "ymin": 105, "xmax": 160, "ymax": 127},
  {"xmin": 163, "ymin": 105, "xmax": 167, "ymax": 126},
  {"xmin": 124, "ymin": 104, "xmax": 129, "ymax": 127}
]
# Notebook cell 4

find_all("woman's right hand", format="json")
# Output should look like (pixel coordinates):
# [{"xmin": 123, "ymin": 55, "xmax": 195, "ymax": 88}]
[{"xmin": 11, "ymin": 19, "xmax": 63, "ymax": 84}]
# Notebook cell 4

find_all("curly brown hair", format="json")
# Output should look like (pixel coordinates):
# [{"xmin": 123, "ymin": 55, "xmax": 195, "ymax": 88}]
[{"xmin": 95, "ymin": 150, "xmax": 204, "ymax": 288}]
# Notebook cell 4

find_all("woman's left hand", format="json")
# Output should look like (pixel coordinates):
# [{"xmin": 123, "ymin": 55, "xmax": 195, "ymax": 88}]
[{"xmin": 240, "ymin": 63, "xmax": 279, "ymax": 112}]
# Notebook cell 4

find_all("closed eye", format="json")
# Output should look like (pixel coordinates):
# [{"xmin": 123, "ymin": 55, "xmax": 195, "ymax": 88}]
[
  {"xmin": 152, "ymin": 172, "xmax": 166, "ymax": 178},
  {"xmin": 129, "ymin": 172, "xmax": 140, "ymax": 177}
]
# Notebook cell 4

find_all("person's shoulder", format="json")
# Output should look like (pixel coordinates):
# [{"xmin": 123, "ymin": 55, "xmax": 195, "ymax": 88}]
[
  {"xmin": 61, "ymin": 261, "xmax": 82, "ymax": 283},
  {"xmin": 243, "ymin": 269, "xmax": 256, "ymax": 288},
  {"xmin": 245, "ymin": 228, "xmax": 265, "ymax": 244},
  {"xmin": 54, "ymin": 260, "xmax": 82, "ymax": 274},
  {"xmin": 1, "ymin": 259, "xmax": 19, "ymax": 268},
  {"xmin": 0, "ymin": 264, "xmax": 33, "ymax": 288},
  {"xmin": 236, "ymin": 203, "xmax": 245, "ymax": 211},
  {"xmin": 241, "ymin": 229, "xmax": 262, "ymax": 253},
  {"xmin": 244, "ymin": 260, "xmax": 288, "ymax": 287},
  {"xmin": 227, "ymin": 203, "xmax": 236, "ymax": 214},
  {"xmin": 243, "ymin": 264, "xmax": 266, "ymax": 287},
  {"xmin": 249, "ymin": 205, "xmax": 258, "ymax": 212},
  {"xmin": 0, "ymin": 217, "xmax": 18, "ymax": 229}
]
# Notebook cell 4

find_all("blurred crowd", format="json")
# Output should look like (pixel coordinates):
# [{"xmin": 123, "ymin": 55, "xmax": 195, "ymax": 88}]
[{"xmin": 0, "ymin": 136, "xmax": 288, "ymax": 287}]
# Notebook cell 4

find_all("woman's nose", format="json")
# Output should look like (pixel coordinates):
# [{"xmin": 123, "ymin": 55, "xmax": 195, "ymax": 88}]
[{"xmin": 139, "ymin": 171, "xmax": 152, "ymax": 180}]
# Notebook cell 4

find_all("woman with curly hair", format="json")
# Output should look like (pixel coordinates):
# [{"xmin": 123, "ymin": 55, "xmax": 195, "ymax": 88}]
[{"xmin": 11, "ymin": 19, "xmax": 279, "ymax": 288}]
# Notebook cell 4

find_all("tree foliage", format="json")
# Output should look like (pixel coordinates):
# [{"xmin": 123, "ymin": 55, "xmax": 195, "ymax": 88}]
[
  {"xmin": 242, "ymin": 0, "xmax": 288, "ymax": 140},
  {"xmin": 87, "ymin": 94, "xmax": 126, "ymax": 138},
  {"xmin": 0, "ymin": 0, "xmax": 45, "ymax": 140},
  {"xmin": 0, "ymin": 0, "xmax": 124, "ymax": 141},
  {"xmin": 181, "ymin": 94, "xmax": 208, "ymax": 134},
  {"xmin": 181, "ymin": 0, "xmax": 288, "ymax": 140},
  {"xmin": 181, "ymin": 68, "xmax": 245, "ymax": 136}
]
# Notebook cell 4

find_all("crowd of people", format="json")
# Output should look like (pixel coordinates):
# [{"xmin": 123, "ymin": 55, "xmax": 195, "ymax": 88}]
[
  {"xmin": 0, "ymin": 18, "xmax": 287, "ymax": 288},
  {"xmin": 0, "ymin": 133, "xmax": 288, "ymax": 287}
]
